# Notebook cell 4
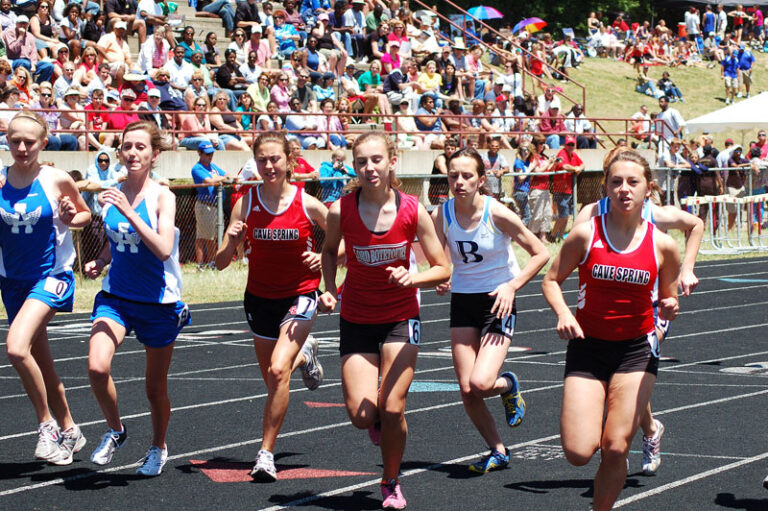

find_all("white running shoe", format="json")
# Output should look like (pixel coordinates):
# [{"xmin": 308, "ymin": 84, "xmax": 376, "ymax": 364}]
[
  {"xmin": 641, "ymin": 419, "xmax": 665, "ymax": 475},
  {"xmin": 34, "ymin": 420, "xmax": 61, "ymax": 461},
  {"xmin": 250, "ymin": 449, "xmax": 277, "ymax": 482},
  {"xmin": 300, "ymin": 335, "xmax": 324, "ymax": 391},
  {"xmin": 136, "ymin": 445, "xmax": 168, "ymax": 476},
  {"xmin": 90, "ymin": 426, "xmax": 127, "ymax": 466},
  {"xmin": 48, "ymin": 425, "xmax": 87, "ymax": 466}
]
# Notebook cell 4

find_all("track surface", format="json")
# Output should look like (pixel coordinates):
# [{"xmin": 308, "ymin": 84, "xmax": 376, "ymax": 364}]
[{"xmin": 0, "ymin": 257, "xmax": 767, "ymax": 510}]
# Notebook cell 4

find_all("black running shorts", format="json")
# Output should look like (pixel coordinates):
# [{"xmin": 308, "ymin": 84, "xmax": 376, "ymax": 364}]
[
  {"xmin": 339, "ymin": 316, "xmax": 421, "ymax": 357},
  {"xmin": 564, "ymin": 333, "xmax": 659, "ymax": 382}
]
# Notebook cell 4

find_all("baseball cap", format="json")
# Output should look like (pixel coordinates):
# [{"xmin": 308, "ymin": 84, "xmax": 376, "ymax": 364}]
[
  {"xmin": 17, "ymin": 15, "xmax": 29, "ymax": 23},
  {"xmin": 64, "ymin": 87, "xmax": 80, "ymax": 97},
  {"xmin": 114, "ymin": 21, "xmax": 127, "ymax": 30},
  {"xmin": 147, "ymin": 88, "xmax": 161, "ymax": 98},
  {"xmin": 318, "ymin": 13, "xmax": 329, "ymax": 21},
  {"xmin": 495, "ymin": 78, "xmax": 505, "ymax": 86},
  {"xmin": 565, "ymin": 136, "xmax": 577, "ymax": 146},
  {"xmin": 121, "ymin": 88, "xmax": 136, "ymax": 99},
  {"xmin": 725, "ymin": 138, "xmax": 734, "ymax": 145},
  {"xmin": 198, "ymin": 141, "xmax": 215, "ymax": 154}
]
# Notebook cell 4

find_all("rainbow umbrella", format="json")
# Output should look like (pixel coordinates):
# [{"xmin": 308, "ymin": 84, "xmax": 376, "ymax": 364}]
[
  {"xmin": 512, "ymin": 17, "xmax": 547, "ymax": 34},
  {"xmin": 467, "ymin": 5, "xmax": 503, "ymax": 20}
]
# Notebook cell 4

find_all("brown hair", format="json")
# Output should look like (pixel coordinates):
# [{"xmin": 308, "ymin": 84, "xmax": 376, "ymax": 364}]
[
  {"xmin": 447, "ymin": 147, "xmax": 489, "ymax": 195},
  {"xmin": 603, "ymin": 147, "xmax": 654, "ymax": 187},
  {"xmin": 253, "ymin": 132, "xmax": 296, "ymax": 179},
  {"xmin": 122, "ymin": 120, "xmax": 172, "ymax": 153},
  {"xmin": 9, "ymin": 111, "xmax": 49, "ymax": 140}
]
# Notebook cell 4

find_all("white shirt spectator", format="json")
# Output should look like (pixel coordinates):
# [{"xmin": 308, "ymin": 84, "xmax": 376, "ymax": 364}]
[
  {"xmin": 137, "ymin": 0, "xmax": 163, "ymax": 22},
  {"xmin": 564, "ymin": 112, "xmax": 593, "ymax": 134},
  {"xmin": 656, "ymin": 107, "xmax": 686, "ymax": 142},
  {"xmin": 502, "ymin": 72, "xmax": 523, "ymax": 98},
  {"xmin": 685, "ymin": 10, "xmax": 700, "ymax": 36},
  {"xmin": 138, "ymin": 37, "xmax": 171, "ymax": 73},
  {"xmin": 53, "ymin": 75, "xmax": 73, "ymax": 101},
  {"xmin": 717, "ymin": 146, "xmax": 735, "ymax": 169},
  {"xmin": 162, "ymin": 58, "xmax": 194, "ymax": 89},
  {"xmin": 631, "ymin": 109, "xmax": 651, "ymax": 133},
  {"xmin": 0, "ymin": 9, "xmax": 17, "ymax": 31},
  {"xmin": 716, "ymin": 9, "xmax": 728, "ymax": 34},
  {"xmin": 537, "ymin": 93, "xmax": 561, "ymax": 114},
  {"xmin": 239, "ymin": 62, "xmax": 262, "ymax": 84}
]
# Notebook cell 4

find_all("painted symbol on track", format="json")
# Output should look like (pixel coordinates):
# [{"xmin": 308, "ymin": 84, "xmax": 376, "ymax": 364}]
[{"xmin": 189, "ymin": 460, "xmax": 376, "ymax": 483}]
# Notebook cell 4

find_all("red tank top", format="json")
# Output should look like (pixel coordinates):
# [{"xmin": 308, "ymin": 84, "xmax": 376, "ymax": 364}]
[
  {"xmin": 340, "ymin": 190, "xmax": 419, "ymax": 324},
  {"xmin": 576, "ymin": 216, "xmax": 658, "ymax": 340},
  {"xmin": 244, "ymin": 185, "xmax": 320, "ymax": 298}
]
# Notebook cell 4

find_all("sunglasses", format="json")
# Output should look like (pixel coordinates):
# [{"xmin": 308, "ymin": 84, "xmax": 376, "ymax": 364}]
[
  {"xmin": 195, "ymin": 103, "xmax": 206, "ymax": 107},
  {"xmin": 98, "ymin": 158, "xmax": 109, "ymax": 163},
  {"xmin": 235, "ymin": 33, "xmax": 245, "ymax": 37},
  {"xmin": 40, "ymin": 92, "xmax": 51, "ymax": 97}
]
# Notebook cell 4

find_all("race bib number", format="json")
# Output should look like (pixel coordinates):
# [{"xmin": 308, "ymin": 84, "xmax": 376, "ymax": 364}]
[
  {"xmin": 177, "ymin": 304, "xmax": 191, "ymax": 328},
  {"xmin": 501, "ymin": 313, "xmax": 516, "ymax": 337},
  {"xmin": 292, "ymin": 294, "xmax": 318, "ymax": 321},
  {"xmin": 408, "ymin": 319, "xmax": 421, "ymax": 345},
  {"xmin": 43, "ymin": 276, "xmax": 68, "ymax": 298},
  {"xmin": 646, "ymin": 331, "xmax": 660, "ymax": 358}
]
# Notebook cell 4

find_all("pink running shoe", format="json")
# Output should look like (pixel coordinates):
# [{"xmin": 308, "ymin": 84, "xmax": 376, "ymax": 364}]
[
  {"xmin": 381, "ymin": 479, "xmax": 406, "ymax": 509},
  {"xmin": 368, "ymin": 421, "xmax": 381, "ymax": 446}
]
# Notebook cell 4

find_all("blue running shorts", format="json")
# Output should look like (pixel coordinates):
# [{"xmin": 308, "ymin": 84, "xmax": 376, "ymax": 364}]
[
  {"xmin": 1, "ymin": 271, "xmax": 75, "ymax": 324},
  {"xmin": 91, "ymin": 291, "xmax": 191, "ymax": 348}
]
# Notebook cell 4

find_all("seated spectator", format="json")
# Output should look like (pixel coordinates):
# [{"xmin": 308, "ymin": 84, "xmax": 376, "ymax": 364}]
[
  {"xmin": 191, "ymin": 141, "xmax": 229, "ymax": 269},
  {"xmin": 73, "ymin": 46, "xmax": 101, "ymax": 90},
  {"xmin": 329, "ymin": 0, "xmax": 354, "ymax": 58},
  {"xmin": 30, "ymin": 1, "xmax": 63, "ymax": 58},
  {"xmin": 97, "ymin": 20, "xmax": 132, "ymax": 87},
  {"xmin": 312, "ymin": 13, "xmax": 347, "ymax": 76},
  {"xmin": 414, "ymin": 93, "xmax": 445, "ymax": 149},
  {"xmin": 235, "ymin": 0, "xmax": 262, "ymax": 36},
  {"xmin": 291, "ymin": 69, "xmax": 318, "ymax": 111},
  {"xmin": 318, "ymin": 148, "xmax": 355, "ymax": 207},
  {"xmin": 283, "ymin": 0, "xmax": 308, "ymax": 41},
  {"xmin": 270, "ymin": 72, "xmax": 292, "ymax": 112},
  {"xmin": 313, "ymin": 72, "xmax": 336, "ymax": 102},
  {"xmin": 203, "ymin": 31, "xmax": 222, "ymax": 69},
  {"xmin": 138, "ymin": 24, "xmax": 172, "ymax": 74},
  {"xmin": 246, "ymin": 25, "xmax": 273, "ymax": 69},
  {"xmin": 50, "ymin": 45, "xmax": 71, "ymax": 83},
  {"xmin": 302, "ymin": 35, "xmax": 329, "ymax": 83},
  {"xmin": 235, "ymin": 92, "xmax": 255, "ymax": 131},
  {"xmin": 381, "ymin": 40, "xmax": 401, "ymax": 75},
  {"xmin": 440, "ymin": 98, "xmax": 465, "ymax": 135},
  {"xmin": 540, "ymin": 106, "xmax": 566, "ymax": 149},
  {"xmin": 196, "ymin": 0, "xmax": 235, "ymax": 38},
  {"xmin": 32, "ymin": 82, "xmax": 79, "ymax": 150},
  {"xmin": 138, "ymin": 87, "xmax": 171, "ymax": 129},
  {"xmin": 417, "ymin": 60, "xmax": 444, "ymax": 105},
  {"xmin": 316, "ymin": 97, "xmax": 345, "ymax": 149},
  {"xmin": 630, "ymin": 104, "xmax": 655, "ymax": 146},
  {"xmin": 657, "ymin": 71, "xmax": 684, "ymax": 102},
  {"xmin": 256, "ymin": 100, "xmax": 283, "ymax": 130},
  {"xmin": 387, "ymin": 18, "xmax": 409, "ymax": 58},
  {"xmin": 364, "ymin": 18, "xmax": 390, "ymax": 61},
  {"xmin": 564, "ymin": 104, "xmax": 597, "ymax": 149},
  {"xmin": 179, "ymin": 96, "xmax": 226, "ymax": 151},
  {"xmin": 240, "ymin": 51, "xmax": 262, "ymax": 84},
  {"xmin": 85, "ymin": 63, "xmax": 113, "ymax": 98},
  {"xmin": 635, "ymin": 65, "xmax": 663, "ymax": 98},
  {"xmin": 4, "ymin": 16, "xmax": 54, "ymax": 84},
  {"xmin": 274, "ymin": 9, "xmax": 300, "ymax": 58},
  {"xmin": 105, "ymin": 0, "xmax": 146, "ymax": 43},
  {"xmin": 179, "ymin": 26, "xmax": 205, "ymax": 63},
  {"xmin": 106, "ymin": 88, "xmax": 141, "ymax": 143},
  {"xmin": 53, "ymin": 60, "xmax": 75, "ymax": 101},
  {"xmin": 209, "ymin": 91, "xmax": 251, "ymax": 149},
  {"xmin": 82, "ymin": 88, "xmax": 112, "ymax": 149},
  {"xmin": 189, "ymin": 50, "xmax": 214, "ymax": 89},
  {"xmin": 163, "ymin": 45, "xmax": 195, "ymax": 93},
  {"xmin": 382, "ymin": 57, "xmax": 416, "ymax": 108},
  {"xmin": 536, "ymin": 87, "xmax": 561, "ymax": 116},
  {"xmin": 59, "ymin": 4, "xmax": 93, "ymax": 61},
  {"xmin": 440, "ymin": 62, "xmax": 463, "ymax": 102},
  {"xmin": 394, "ymin": 97, "xmax": 428, "ymax": 149},
  {"xmin": 246, "ymin": 72, "xmax": 272, "ymax": 111},
  {"xmin": 356, "ymin": 59, "xmax": 393, "ymax": 119},
  {"xmin": 0, "ymin": 0, "xmax": 16, "ymax": 32},
  {"xmin": 185, "ymin": 69, "xmax": 209, "ymax": 109},
  {"xmin": 216, "ymin": 48, "xmax": 248, "ymax": 94},
  {"xmin": 10, "ymin": 66, "xmax": 34, "ymax": 104},
  {"xmin": 285, "ymin": 96, "xmax": 324, "ymax": 149},
  {"xmin": 227, "ymin": 28, "xmax": 250, "ymax": 66}
]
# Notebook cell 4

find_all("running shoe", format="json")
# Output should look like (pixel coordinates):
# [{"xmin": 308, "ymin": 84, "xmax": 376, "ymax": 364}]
[
  {"xmin": 500, "ymin": 372, "xmax": 526, "ymax": 428},
  {"xmin": 136, "ymin": 445, "xmax": 168, "ymax": 476},
  {"xmin": 368, "ymin": 421, "xmax": 382, "ymax": 446},
  {"xmin": 468, "ymin": 449, "xmax": 510, "ymax": 474},
  {"xmin": 300, "ymin": 335, "xmax": 324, "ymax": 391},
  {"xmin": 763, "ymin": 472, "xmax": 768, "ymax": 490},
  {"xmin": 48, "ymin": 425, "xmax": 87, "ymax": 466},
  {"xmin": 381, "ymin": 478, "xmax": 406, "ymax": 509},
  {"xmin": 34, "ymin": 420, "xmax": 61, "ymax": 461},
  {"xmin": 251, "ymin": 449, "xmax": 277, "ymax": 482},
  {"xmin": 641, "ymin": 419, "xmax": 665, "ymax": 475},
  {"xmin": 90, "ymin": 426, "xmax": 127, "ymax": 466}
]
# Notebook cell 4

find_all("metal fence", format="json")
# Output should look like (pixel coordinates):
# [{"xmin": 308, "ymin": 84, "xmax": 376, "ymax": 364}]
[{"xmin": 69, "ymin": 166, "xmax": 768, "ymax": 272}]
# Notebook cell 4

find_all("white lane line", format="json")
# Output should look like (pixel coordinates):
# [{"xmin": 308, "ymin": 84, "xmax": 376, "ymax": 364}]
[{"xmin": 613, "ymin": 451, "xmax": 768, "ymax": 508}]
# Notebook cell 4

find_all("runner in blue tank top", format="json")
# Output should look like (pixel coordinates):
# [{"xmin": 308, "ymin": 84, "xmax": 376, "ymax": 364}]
[
  {"xmin": 84, "ymin": 121, "xmax": 190, "ymax": 477},
  {"xmin": 573, "ymin": 146, "xmax": 704, "ymax": 476},
  {"xmin": 432, "ymin": 147, "xmax": 549, "ymax": 474},
  {"xmin": 0, "ymin": 112, "xmax": 91, "ymax": 465}
]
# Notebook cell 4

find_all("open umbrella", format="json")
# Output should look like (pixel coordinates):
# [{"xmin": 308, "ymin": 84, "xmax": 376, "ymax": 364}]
[
  {"xmin": 467, "ymin": 5, "xmax": 503, "ymax": 20},
  {"xmin": 512, "ymin": 17, "xmax": 547, "ymax": 34}
]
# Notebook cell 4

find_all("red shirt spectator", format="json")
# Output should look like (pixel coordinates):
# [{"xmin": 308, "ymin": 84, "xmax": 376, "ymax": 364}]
[
  {"xmin": 107, "ymin": 89, "xmax": 140, "ymax": 131},
  {"xmin": 552, "ymin": 138, "xmax": 584, "ymax": 194}
]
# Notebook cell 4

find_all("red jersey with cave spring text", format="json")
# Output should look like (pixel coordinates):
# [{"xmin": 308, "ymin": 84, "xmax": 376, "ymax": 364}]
[
  {"xmin": 244, "ymin": 185, "xmax": 320, "ymax": 298},
  {"xmin": 576, "ymin": 216, "xmax": 658, "ymax": 340},
  {"xmin": 340, "ymin": 189, "xmax": 419, "ymax": 324}
]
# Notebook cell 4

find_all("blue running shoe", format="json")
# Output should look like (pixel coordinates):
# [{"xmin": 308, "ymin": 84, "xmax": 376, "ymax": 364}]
[
  {"xmin": 468, "ymin": 449, "xmax": 509, "ymax": 473},
  {"xmin": 500, "ymin": 372, "xmax": 526, "ymax": 428}
]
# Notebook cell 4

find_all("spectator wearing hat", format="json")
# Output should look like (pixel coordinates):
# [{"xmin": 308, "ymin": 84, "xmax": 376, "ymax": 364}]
[
  {"xmin": 313, "ymin": 72, "xmax": 336, "ymax": 102},
  {"xmin": 32, "ymin": 82, "xmax": 79, "ymax": 151},
  {"xmin": 349, "ymin": 0, "xmax": 366, "ymax": 59},
  {"xmin": 246, "ymin": 24, "xmax": 274, "ymax": 68},
  {"xmin": 106, "ymin": 89, "xmax": 141, "ymax": 144},
  {"xmin": 138, "ymin": 24, "xmax": 171, "ymax": 74},
  {"xmin": 58, "ymin": 86, "xmax": 88, "ymax": 145},
  {"xmin": 3, "ymin": 15, "xmax": 54, "ymax": 84},
  {"xmin": 138, "ymin": 87, "xmax": 167, "ymax": 127},
  {"xmin": 96, "ymin": 20, "xmax": 132, "ymax": 87},
  {"xmin": 105, "ymin": 0, "xmax": 147, "ymax": 43},
  {"xmin": 380, "ymin": 39, "xmax": 401, "ymax": 75},
  {"xmin": 721, "ymin": 45, "xmax": 740, "ymax": 105},
  {"xmin": 717, "ymin": 137, "xmax": 736, "ymax": 168},
  {"xmin": 550, "ymin": 136, "xmax": 584, "ymax": 240},
  {"xmin": 564, "ymin": 104, "xmax": 597, "ymax": 149},
  {"xmin": 191, "ymin": 141, "xmax": 228, "ymax": 270},
  {"xmin": 483, "ymin": 77, "xmax": 505, "ymax": 105}
]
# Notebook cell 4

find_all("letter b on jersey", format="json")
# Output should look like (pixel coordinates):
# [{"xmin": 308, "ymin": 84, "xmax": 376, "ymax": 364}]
[{"xmin": 456, "ymin": 241, "xmax": 483, "ymax": 263}]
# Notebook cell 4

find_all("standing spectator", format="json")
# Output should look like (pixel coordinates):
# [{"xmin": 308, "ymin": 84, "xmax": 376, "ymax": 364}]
[
  {"xmin": 684, "ymin": 7, "xmax": 701, "ymax": 42},
  {"xmin": 191, "ymin": 141, "xmax": 228, "ymax": 270},
  {"xmin": 528, "ymin": 135, "xmax": 557, "ymax": 244},
  {"xmin": 721, "ymin": 46, "xmax": 740, "ymax": 104},
  {"xmin": 736, "ymin": 44, "xmax": 754, "ymax": 99},
  {"xmin": 428, "ymin": 138, "xmax": 457, "ymax": 205},
  {"xmin": 3, "ymin": 16, "xmax": 54, "ymax": 84},
  {"xmin": 725, "ymin": 144, "xmax": 750, "ymax": 229},
  {"xmin": 482, "ymin": 137, "xmax": 510, "ymax": 200},
  {"xmin": 550, "ymin": 137, "xmax": 584, "ymax": 240},
  {"xmin": 512, "ymin": 142, "xmax": 535, "ymax": 227},
  {"xmin": 717, "ymin": 137, "xmax": 736, "ymax": 168},
  {"xmin": 702, "ymin": 5, "xmax": 717, "ymax": 36},
  {"xmin": 728, "ymin": 4, "xmax": 751, "ymax": 43},
  {"xmin": 656, "ymin": 96, "xmax": 686, "ymax": 148},
  {"xmin": 657, "ymin": 137, "xmax": 690, "ymax": 205},
  {"xmin": 716, "ymin": 4, "xmax": 728, "ymax": 39}
]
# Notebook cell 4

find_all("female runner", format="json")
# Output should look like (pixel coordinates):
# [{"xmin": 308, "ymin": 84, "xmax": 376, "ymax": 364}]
[
  {"xmin": 319, "ymin": 132, "xmax": 451, "ymax": 510},
  {"xmin": 542, "ymin": 149, "xmax": 680, "ymax": 511},
  {"xmin": 573, "ymin": 146, "xmax": 704, "ymax": 476},
  {"xmin": 85, "ymin": 121, "xmax": 191, "ymax": 477},
  {"xmin": 0, "ymin": 112, "xmax": 91, "ymax": 465},
  {"xmin": 214, "ymin": 132, "xmax": 327, "ymax": 482},
  {"xmin": 433, "ymin": 147, "xmax": 549, "ymax": 473}
]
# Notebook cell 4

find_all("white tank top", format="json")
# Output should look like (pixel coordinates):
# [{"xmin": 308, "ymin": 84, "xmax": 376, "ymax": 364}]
[{"xmin": 442, "ymin": 196, "xmax": 520, "ymax": 293}]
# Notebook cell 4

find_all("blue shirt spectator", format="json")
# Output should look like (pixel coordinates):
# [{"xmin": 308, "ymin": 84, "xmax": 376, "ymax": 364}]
[
  {"xmin": 737, "ymin": 47, "xmax": 755, "ymax": 70},
  {"xmin": 721, "ymin": 54, "xmax": 740, "ymax": 78},
  {"xmin": 318, "ymin": 151, "xmax": 355, "ymax": 205},
  {"xmin": 191, "ymin": 142, "xmax": 227, "ymax": 204}
]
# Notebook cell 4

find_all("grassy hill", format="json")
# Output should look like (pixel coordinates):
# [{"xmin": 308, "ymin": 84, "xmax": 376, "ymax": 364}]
[{"xmin": 553, "ymin": 51, "xmax": 768, "ymax": 146}]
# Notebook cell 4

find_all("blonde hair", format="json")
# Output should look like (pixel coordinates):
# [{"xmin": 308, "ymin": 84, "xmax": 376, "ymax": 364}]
[
  {"xmin": 122, "ymin": 120, "xmax": 173, "ymax": 153},
  {"xmin": 9, "ymin": 111, "xmax": 49, "ymax": 140}
]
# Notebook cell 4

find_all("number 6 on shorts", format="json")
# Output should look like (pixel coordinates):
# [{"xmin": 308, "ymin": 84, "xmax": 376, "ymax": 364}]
[{"xmin": 408, "ymin": 319, "xmax": 421, "ymax": 345}]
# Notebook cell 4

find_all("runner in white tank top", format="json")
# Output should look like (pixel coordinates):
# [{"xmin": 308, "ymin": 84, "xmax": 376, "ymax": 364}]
[{"xmin": 432, "ymin": 147, "xmax": 549, "ymax": 474}]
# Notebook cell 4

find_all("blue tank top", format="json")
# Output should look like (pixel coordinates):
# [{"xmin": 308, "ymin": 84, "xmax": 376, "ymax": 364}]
[
  {"xmin": 0, "ymin": 166, "xmax": 76, "ymax": 280},
  {"xmin": 306, "ymin": 49, "xmax": 320, "ymax": 71},
  {"xmin": 102, "ymin": 182, "xmax": 183, "ymax": 304}
]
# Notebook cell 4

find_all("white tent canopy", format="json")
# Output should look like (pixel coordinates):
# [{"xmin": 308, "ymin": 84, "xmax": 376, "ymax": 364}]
[{"xmin": 686, "ymin": 92, "xmax": 768, "ymax": 134}]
